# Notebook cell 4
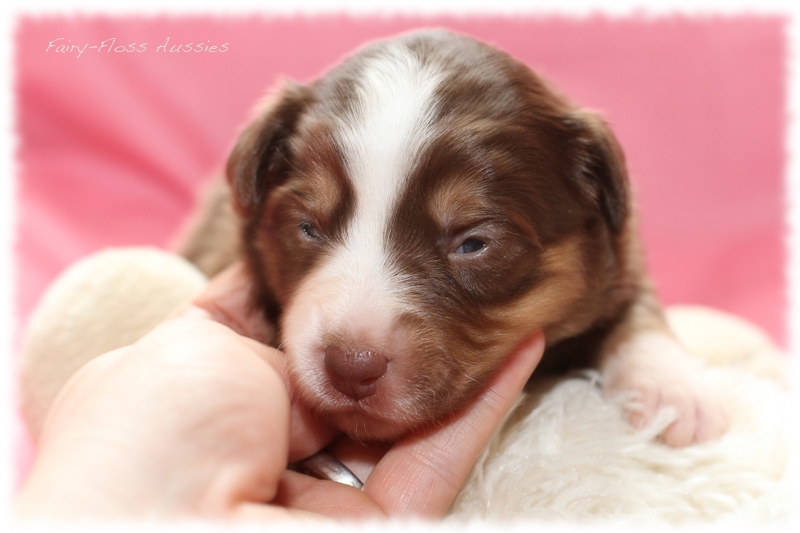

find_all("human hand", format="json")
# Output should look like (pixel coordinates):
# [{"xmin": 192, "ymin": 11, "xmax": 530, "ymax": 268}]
[{"xmin": 15, "ymin": 263, "xmax": 545, "ymax": 522}]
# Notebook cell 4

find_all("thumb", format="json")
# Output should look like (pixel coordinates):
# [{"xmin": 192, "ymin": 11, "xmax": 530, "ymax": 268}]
[{"xmin": 174, "ymin": 264, "xmax": 338, "ymax": 461}]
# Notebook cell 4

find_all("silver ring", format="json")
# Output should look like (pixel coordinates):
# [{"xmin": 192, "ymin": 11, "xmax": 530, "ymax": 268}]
[{"xmin": 291, "ymin": 451, "xmax": 364, "ymax": 489}]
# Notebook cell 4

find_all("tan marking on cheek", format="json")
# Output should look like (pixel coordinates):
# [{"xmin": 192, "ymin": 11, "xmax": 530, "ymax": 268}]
[{"xmin": 488, "ymin": 236, "xmax": 589, "ymax": 341}]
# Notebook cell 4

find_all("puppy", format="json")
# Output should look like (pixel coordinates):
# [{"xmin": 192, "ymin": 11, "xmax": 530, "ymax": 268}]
[{"xmin": 180, "ymin": 29, "xmax": 727, "ymax": 447}]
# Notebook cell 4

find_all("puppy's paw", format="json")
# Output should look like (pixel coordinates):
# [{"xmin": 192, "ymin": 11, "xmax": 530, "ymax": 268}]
[{"xmin": 601, "ymin": 333, "xmax": 729, "ymax": 447}]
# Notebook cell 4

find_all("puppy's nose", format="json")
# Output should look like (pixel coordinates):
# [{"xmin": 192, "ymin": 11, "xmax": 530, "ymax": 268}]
[{"xmin": 324, "ymin": 345, "xmax": 387, "ymax": 400}]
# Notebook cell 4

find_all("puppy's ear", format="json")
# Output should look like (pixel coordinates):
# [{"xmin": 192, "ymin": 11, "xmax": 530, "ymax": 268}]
[
  {"xmin": 226, "ymin": 82, "xmax": 312, "ymax": 217},
  {"xmin": 566, "ymin": 111, "xmax": 630, "ymax": 233}
]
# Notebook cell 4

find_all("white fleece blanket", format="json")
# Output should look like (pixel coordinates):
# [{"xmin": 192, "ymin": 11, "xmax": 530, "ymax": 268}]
[
  {"xmin": 19, "ymin": 248, "xmax": 792, "ymax": 525},
  {"xmin": 450, "ymin": 307, "xmax": 791, "ymax": 524}
]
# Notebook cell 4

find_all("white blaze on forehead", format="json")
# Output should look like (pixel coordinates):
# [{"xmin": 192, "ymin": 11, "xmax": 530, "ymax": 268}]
[
  {"xmin": 283, "ymin": 45, "xmax": 442, "ymax": 366},
  {"xmin": 330, "ymin": 45, "xmax": 442, "ymax": 315},
  {"xmin": 338, "ymin": 44, "xmax": 442, "ymax": 216}
]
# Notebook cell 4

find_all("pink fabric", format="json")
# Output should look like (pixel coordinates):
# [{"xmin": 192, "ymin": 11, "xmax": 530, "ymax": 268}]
[{"xmin": 15, "ymin": 16, "xmax": 786, "ymax": 480}]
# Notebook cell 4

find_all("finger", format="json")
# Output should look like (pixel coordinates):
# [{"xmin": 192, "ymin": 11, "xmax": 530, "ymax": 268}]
[
  {"xmin": 175, "ymin": 310, "xmax": 336, "ymax": 460},
  {"xmin": 174, "ymin": 265, "xmax": 338, "ymax": 460},
  {"xmin": 288, "ymin": 403, "xmax": 340, "ymax": 462},
  {"xmin": 186, "ymin": 262, "xmax": 275, "ymax": 344},
  {"xmin": 164, "ymin": 315, "xmax": 338, "ymax": 460},
  {"xmin": 365, "ymin": 331, "xmax": 546, "ymax": 518}
]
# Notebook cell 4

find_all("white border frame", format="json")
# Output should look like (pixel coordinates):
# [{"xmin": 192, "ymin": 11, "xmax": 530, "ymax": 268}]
[{"xmin": 2, "ymin": 2, "xmax": 797, "ymax": 531}]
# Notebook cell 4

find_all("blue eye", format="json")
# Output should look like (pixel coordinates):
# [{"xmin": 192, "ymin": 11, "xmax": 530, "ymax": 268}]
[
  {"xmin": 300, "ymin": 222, "xmax": 319, "ymax": 240},
  {"xmin": 455, "ymin": 237, "xmax": 486, "ymax": 254}
]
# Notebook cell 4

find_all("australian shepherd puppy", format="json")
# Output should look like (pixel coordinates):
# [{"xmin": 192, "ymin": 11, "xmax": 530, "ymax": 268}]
[{"xmin": 180, "ymin": 29, "xmax": 727, "ymax": 447}]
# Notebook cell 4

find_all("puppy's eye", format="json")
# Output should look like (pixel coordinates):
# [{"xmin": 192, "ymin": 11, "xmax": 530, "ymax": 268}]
[
  {"xmin": 300, "ymin": 221, "xmax": 320, "ymax": 240},
  {"xmin": 454, "ymin": 237, "xmax": 486, "ymax": 255}
]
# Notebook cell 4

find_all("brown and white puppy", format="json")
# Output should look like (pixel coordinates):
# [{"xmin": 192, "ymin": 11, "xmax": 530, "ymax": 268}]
[{"xmin": 181, "ymin": 30, "xmax": 727, "ymax": 447}]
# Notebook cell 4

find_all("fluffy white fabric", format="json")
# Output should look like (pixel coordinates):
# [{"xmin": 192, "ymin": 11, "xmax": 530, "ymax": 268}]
[
  {"xmin": 19, "ymin": 248, "xmax": 207, "ymax": 437},
  {"xmin": 19, "ymin": 248, "xmax": 792, "ymax": 525},
  {"xmin": 450, "ymin": 307, "xmax": 791, "ymax": 523}
]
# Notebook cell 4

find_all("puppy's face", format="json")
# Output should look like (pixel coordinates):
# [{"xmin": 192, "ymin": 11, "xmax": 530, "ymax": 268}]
[{"xmin": 229, "ymin": 31, "xmax": 629, "ymax": 441}]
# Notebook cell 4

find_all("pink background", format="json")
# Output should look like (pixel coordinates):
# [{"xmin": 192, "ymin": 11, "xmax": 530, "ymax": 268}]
[{"xmin": 14, "ymin": 16, "xmax": 787, "ymax": 478}]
